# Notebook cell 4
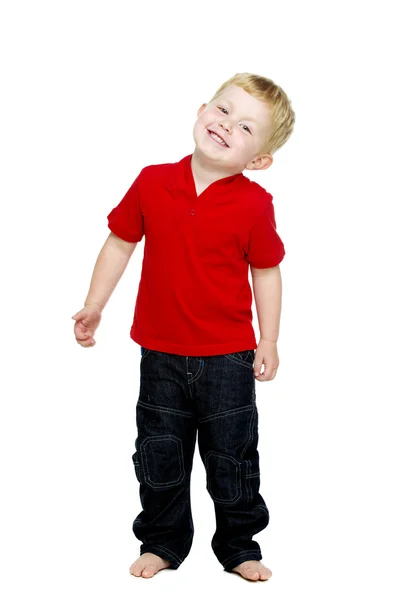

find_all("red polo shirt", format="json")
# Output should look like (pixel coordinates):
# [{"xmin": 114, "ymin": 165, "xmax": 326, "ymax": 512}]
[{"xmin": 107, "ymin": 153, "xmax": 285, "ymax": 356}]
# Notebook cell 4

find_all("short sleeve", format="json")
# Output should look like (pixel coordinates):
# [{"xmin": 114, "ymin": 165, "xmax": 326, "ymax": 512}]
[
  {"xmin": 107, "ymin": 170, "xmax": 144, "ymax": 243},
  {"xmin": 246, "ymin": 202, "xmax": 285, "ymax": 268}
]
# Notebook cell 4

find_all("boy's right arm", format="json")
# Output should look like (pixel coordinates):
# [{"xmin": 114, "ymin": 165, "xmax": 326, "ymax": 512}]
[{"xmin": 72, "ymin": 232, "xmax": 138, "ymax": 347}]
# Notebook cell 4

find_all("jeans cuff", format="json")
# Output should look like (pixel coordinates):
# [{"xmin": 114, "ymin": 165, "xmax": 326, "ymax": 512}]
[
  {"xmin": 223, "ymin": 550, "xmax": 263, "ymax": 571},
  {"xmin": 140, "ymin": 544, "xmax": 183, "ymax": 570}
]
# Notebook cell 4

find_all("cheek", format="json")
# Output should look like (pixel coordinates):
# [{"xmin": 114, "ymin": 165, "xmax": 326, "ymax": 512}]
[
  {"xmin": 231, "ymin": 137, "xmax": 256, "ymax": 161},
  {"xmin": 194, "ymin": 114, "xmax": 206, "ymax": 132},
  {"xmin": 194, "ymin": 113, "xmax": 214, "ymax": 140},
  {"xmin": 193, "ymin": 123, "xmax": 203, "ymax": 143},
  {"xmin": 199, "ymin": 111, "xmax": 212, "ymax": 126},
  {"xmin": 233, "ymin": 135, "xmax": 251, "ymax": 152},
  {"xmin": 240, "ymin": 135, "xmax": 257, "ymax": 152}
]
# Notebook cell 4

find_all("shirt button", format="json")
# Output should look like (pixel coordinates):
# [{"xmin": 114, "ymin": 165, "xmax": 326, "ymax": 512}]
[{"xmin": 189, "ymin": 208, "xmax": 196, "ymax": 216}]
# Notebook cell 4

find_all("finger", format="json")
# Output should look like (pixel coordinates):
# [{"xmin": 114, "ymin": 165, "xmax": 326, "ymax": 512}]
[
  {"xmin": 78, "ymin": 338, "xmax": 96, "ymax": 347},
  {"xmin": 270, "ymin": 368, "xmax": 278, "ymax": 380},
  {"xmin": 72, "ymin": 314, "xmax": 91, "ymax": 327},
  {"xmin": 71, "ymin": 312, "xmax": 84, "ymax": 320},
  {"xmin": 74, "ymin": 323, "xmax": 87, "ymax": 334},
  {"xmin": 77, "ymin": 318, "xmax": 90, "ymax": 328},
  {"xmin": 75, "ymin": 320, "xmax": 93, "ymax": 333},
  {"xmin": 75, "ymin": 330, "xmax": 92, "ymax": 340},
  {"xmin": 253, "ymin": 362, "xmax": 263, "ymax": 377},
  {"xmin": 263, "ymin": 367, "xmax": 278, "ymax": 381},
  {"xmin": 256, "ymin": 372, "xmax": 267, "ymax": 382},
  {"xmin": 76, "ymin": 337, "xmax": 96, "ymax": 347}
]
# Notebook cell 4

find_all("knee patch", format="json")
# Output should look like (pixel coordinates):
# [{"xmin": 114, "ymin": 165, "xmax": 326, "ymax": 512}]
[
  {"xmin": 140, "ymin": 434, "xmax": 185, "ymax": 490},
  {"xmin": 205, "ymin": 452, "xmax": 242, "ymax": 505}
]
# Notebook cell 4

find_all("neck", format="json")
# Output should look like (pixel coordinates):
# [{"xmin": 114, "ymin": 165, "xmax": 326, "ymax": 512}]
[{"xmin": 190, "ymin": 148, "xmax": 241, "ymax": 187}]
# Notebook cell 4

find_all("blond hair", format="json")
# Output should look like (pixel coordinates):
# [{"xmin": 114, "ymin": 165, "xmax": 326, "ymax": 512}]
[{"xmin": 209, "ymin": 72, "xmax": 295, "ymax": 156}]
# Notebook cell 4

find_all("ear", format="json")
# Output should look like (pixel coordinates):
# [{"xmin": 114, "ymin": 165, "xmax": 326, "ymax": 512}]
[
  {"xmin": 245, "ymin": 154, "xmax": 273, "ymax": 171},
  {"xmin": 197, "ymin": 103, "xmax": 207, "ymax": 117}
]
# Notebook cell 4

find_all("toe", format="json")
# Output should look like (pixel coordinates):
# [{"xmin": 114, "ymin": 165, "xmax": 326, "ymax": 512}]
[
  {"xmin": 238, "ymin": 566, "xmax": 259, "ymax": 580},
  {"xmin": 142, "ymin": 568, "xmax": 155, "ymax": 578},
  {"xmin": 130, "ymin": 566, "xmax": 141, "ymax": 577},
  {"xmin": 130, "ymin": 560, "xmax": 151, "ymax": 577},
  {"xmin": 247, "ymin": 568, "xmax": 260, "ymax": 580},
  {"xmin": 259, "ymin": 567, "xmax": 272, "ymax": 580}
]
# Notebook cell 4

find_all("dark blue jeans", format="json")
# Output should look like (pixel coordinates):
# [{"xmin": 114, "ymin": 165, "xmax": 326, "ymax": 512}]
[{"xmin": 132, "ymin": 347, "xmax": 269, "ymax": 571}]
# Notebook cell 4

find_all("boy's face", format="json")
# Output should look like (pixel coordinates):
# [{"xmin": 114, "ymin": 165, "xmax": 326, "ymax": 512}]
[{"xmin": 193, "ymin": 84, "xmax": 273, "ymax": 173}]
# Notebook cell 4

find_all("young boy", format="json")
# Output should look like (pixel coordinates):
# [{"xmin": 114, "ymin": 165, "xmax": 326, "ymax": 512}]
[{"xmin": 72, "ymin": 72, "xmax": 295, "ymax": 582}]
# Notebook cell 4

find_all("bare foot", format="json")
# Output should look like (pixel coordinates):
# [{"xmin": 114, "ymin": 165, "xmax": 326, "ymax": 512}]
[
  {"xmin": 129, "ymin": 552, "xmax": 171, "ymax": 578},
  {"xmin": 232, "ymin": 560, "xmax": 272, "ymax": 581}
]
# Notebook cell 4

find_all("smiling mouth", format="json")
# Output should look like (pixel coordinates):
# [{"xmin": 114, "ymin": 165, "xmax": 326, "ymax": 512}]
[{"xmin": 207, "ymin": 129, "xmax": 229, "ymax": 147}]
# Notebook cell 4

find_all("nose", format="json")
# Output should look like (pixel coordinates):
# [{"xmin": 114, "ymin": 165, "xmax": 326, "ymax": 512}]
[{"xmin": 218, "ymin": 117, "xmax": 231, "ymax": 133}]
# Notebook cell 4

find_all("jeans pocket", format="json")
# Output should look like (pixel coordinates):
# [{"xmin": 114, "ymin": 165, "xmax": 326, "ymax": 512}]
[
  {"xmin": 223, "ymin": 350, "xmax": 254, "ymax": 369},
  {"xmin": 141, "ymin": 434, "xmax": 185, "ymax": 490}
]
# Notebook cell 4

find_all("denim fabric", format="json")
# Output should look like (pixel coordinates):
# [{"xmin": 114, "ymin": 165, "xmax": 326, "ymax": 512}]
[{"xmin": 132, "ymin": 347, "xmax": 269, "ymax": 571}]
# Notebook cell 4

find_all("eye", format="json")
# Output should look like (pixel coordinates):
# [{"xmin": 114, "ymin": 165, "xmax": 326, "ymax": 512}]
[
  {"xmin": 241, "ymin": 124, "xmax": 252, "ymax": 134},
  {"xmin": 218, "ymin": 106, "xmax": 228, "ymax": 114}
]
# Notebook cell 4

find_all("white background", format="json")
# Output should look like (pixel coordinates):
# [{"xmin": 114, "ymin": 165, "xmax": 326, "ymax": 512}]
[{"xmin": 1, "ymin": 0, "xmax": 398, "ymax": 598}]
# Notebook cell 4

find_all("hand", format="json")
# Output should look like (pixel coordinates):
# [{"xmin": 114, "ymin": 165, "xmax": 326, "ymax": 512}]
[
  {"xmin": 72, "ymin": 304, "xmax": 102, "ymax": 347},
  {"xmin": 253, "ymin": 338, "xmax": 279, "ymax": 381}
]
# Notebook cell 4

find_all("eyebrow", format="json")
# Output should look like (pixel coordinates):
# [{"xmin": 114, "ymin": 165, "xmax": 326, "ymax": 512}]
[{"xmin": 219, "ymin": 98, "xmax": 258, "ymax": 124}]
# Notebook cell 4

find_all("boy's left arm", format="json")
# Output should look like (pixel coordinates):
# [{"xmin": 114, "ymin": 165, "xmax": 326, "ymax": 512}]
[{"xmin": 250, "ymin": 265, "xmax": 282, "ymax": 381}]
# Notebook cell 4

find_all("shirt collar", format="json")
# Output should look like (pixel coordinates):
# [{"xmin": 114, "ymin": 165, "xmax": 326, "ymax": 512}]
[{"xmin": 171, "ymin": 153, "xmax": 246, "ymax": 202}]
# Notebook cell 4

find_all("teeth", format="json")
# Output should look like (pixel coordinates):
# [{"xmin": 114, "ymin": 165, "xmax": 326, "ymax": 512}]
[{"xmin": 210, "ymin": 131, "xmax": 227, "ymax": 146}]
